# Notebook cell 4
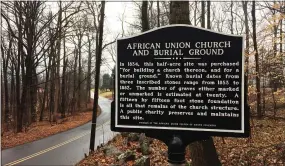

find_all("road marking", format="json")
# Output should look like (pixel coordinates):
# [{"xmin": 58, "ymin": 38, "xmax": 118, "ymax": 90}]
[
  {"xmin": 5, "ymin": 121, "xmax": 111, "ymax": 166},
  {"xmin": 5, "ymin": 132, "xmax": 90, "ymax": 166}
]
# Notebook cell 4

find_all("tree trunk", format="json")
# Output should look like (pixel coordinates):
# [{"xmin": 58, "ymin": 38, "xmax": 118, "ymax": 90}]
[
  {"xmin": 170, "ymin": 1, "xmax": 190, "ymax": 25},
  {"xmin": 157, "ymin": 1, "xmax": 160, "ymax": 27},
  {"xmin": 77, "ymin": 33, "xmax": 83, "ymax": 109},
  {"xmin": 273, "ymin": 2, "xmax": 278, "ymax": 92},
  {"xmin": 142, "ymin": 1, "xmax": 150, "ymax": 31},
  {"xmin": 1, "ymin": 66, "xmax": 4, "ymax": 130},
  {"xmin": 11, "ymin": 61, "xmax": 16, "ymax": 130},
  {"xmin": 72, "ymin": 47, "xmax": 78, "ymax": 114},
  {"xmin": 31, "ymin": 68, "xmax": 38, "ymax": 123},
  {"xmin": 66, "ymin": 70, "xmax": 71, "ymax": 115},
  {"xmin": 242, "ymin": 1, "xmax": 249, "ymax": 99},
  {"xmin": 40, "ymin": 52, "xmax": 51, "ymax": 121},
  {"xmin": 280, "ymin": 16, "xmax": 284, "ymax": 94},
  {"xmin": 16, "ymin": 51, "xmax": 22, "ymax": 132},
  {"xmin": 169, "ymin": 2, "xmax": 221, "ymax": 166},
  {"xmin": 230, "ymin": 2, "xmax": 234, "ymax": 34},
  {"xmin": 271, "ymin": 85, "xmax": 277, "ymax": 118},
  {"xmin": 21, "ymin": 50, "xmax": 29, "ymax": 130},
  {"xmin": 49, "ymin": 45, "xmax": 56, "ymax": 122},
  {"xmin": 252, "ymin": 1, "xmax": 262, "ymax": 119},
  {"xmin": 54, "ymin": 1, "xmax": 62, "ymax": 120},
  {"xmin": 23, "ymin": 2, "xmax": 41, "ymax": 125},
  {"xmin": 207, "ymin": 1, "xmax": 211, "ymax": 29},
  {"xmin": 86, "ymin": 35, "xmax": 92, "ymax": 103},
  {"xmin": 90, "ymin": 0, "xmax": 105, "ymax": 152},
  {"xmin": 201, "ymin": 1, "xmax": 205, "ymax": 28},
  {"xmin": 194, "ymin": 1, "xmax": 197, "ymax": 26},
  {"xmin": 261, "ymin": 50, "xmax": 266, "ymax": 115},
  {"xmin": 189, "ymin": 137, "xmax": 221, "ymax": 166},
  {"xmin": 280, "ymin": 18, "xmax": 283, "ymax": 62},
  {"xmin": 61, "ymin": 24, "xmax": 67, "ymax": 118},
  {"xmin": 149, "ymin": 1, "xmax": 153, "ymax": 28},
  {"xmin": 77, "ymin": 40, "xmax": 81, "ymax": 109},
  {"xmin": 16, "ymin": 2, "xmax": 23, "ymax": 132},
  {"xmin": 2, "ymin": 42, "xmax": 10, "ymax": 130}
]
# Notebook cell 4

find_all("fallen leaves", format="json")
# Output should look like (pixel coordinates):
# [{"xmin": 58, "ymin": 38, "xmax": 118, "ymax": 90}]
[
  {"xmin": 78, "ymin": 133, "xmax": 192, "ymax": 166},
  {"xmin": 214, "ymin": 110, "xmax": 285, "ymax": 166},
  {"xmin": 78, "ymin": 109, "xmax": 285, "ymax": 166}
]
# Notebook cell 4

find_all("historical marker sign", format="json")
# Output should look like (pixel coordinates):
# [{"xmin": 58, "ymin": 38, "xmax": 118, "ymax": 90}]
[{"xmin": 111, "ymin": 25, "xmax": 249, "ymax": 137}]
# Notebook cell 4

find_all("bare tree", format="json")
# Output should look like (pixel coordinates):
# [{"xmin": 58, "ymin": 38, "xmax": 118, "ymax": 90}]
[
  {"xmin": 201, "ymin": 1, "xmax": 205, "ymax": 28},
  {"xmin": 207, "ymin": 1, "xmax": 211, "ymax": 29},
  {"xmin": 157, "ymin": 1, "xmax": 160, "ymax": 27},
  {"xmin": 242, "ymin": 1, "xmax": 250, "ymax": 114},
  {"xmin": 142, "ymin": 1, "xmax": 150, "ymax": 31},
  {"xmin": 168, "ymin": 2, "xmax": 221, "ymax": 166},
  {"xmin": 252, "ymin": 1, "xmax": 262, "ymax": 118},
  {"xmin": 89, "ymin": 0, "xmax": 106, "ymax": 152}
]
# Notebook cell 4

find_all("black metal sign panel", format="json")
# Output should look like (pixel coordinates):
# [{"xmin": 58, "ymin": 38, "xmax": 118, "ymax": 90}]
[{"xmin": 111, "ymin": 25, "xmax": 249, "ymax": 137}]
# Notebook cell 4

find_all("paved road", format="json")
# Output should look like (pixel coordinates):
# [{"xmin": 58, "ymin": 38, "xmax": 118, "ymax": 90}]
[{"xmin": 1, "ymin": 96, "xmax": 116, "ymax": 166}]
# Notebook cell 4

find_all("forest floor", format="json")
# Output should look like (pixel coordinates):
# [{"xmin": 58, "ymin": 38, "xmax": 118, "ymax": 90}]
[
  {"xmin": 1, "ymin": 99, "xmax": 101, "ymax": 150},
  {"xmin": 78, "ymin": 110, "xmax": 285, "ymax": 166}
]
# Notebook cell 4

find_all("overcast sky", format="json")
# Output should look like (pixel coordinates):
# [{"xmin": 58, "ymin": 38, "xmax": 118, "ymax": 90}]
[
  {"xmin": 44, "ymin": 1, "xmax": 275, "ymax": 75},
  {"xmin": 102, "ymin": 2, "xmax": 135, "ymax": 74}
]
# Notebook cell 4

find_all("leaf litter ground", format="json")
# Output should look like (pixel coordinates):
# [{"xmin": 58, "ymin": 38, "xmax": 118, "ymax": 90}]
[{"xmin": 78, "ymin": 109, "xmax": 285, "ymax": 166}]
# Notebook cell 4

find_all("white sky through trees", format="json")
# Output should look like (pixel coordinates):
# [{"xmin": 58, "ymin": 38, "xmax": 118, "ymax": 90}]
[
  {"xmin": 44, "ymin": 1, "xmax": 136, "ymax": 75},
  {"xmin": 8, "ymin": 1, "xmax": 282, "ymax": 78}
]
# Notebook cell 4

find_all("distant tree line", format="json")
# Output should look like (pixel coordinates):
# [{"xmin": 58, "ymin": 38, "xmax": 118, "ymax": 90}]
[
  {"xmin": 100, "ymin": 71, "xmax": 114, "ymax": 92},
  {"xmin": 1, "ymin": 1, "xmax": 113, "ymax": 133}
]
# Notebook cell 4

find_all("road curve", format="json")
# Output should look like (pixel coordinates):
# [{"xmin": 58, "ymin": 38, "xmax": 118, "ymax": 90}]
[{"xmin": 1, "ymin": 96, "xmax": 116, "ymax": 166}]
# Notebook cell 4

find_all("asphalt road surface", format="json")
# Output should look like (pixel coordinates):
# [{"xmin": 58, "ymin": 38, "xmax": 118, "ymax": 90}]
[{"xmin": 1, "ymin": 96, "xmax": 116, "ymax": 166}]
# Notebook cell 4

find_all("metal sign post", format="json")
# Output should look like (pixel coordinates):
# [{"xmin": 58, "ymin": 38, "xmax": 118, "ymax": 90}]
[{"xmin": 145, "ymin": 131, "xmax": 210, "ymax": 166}]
